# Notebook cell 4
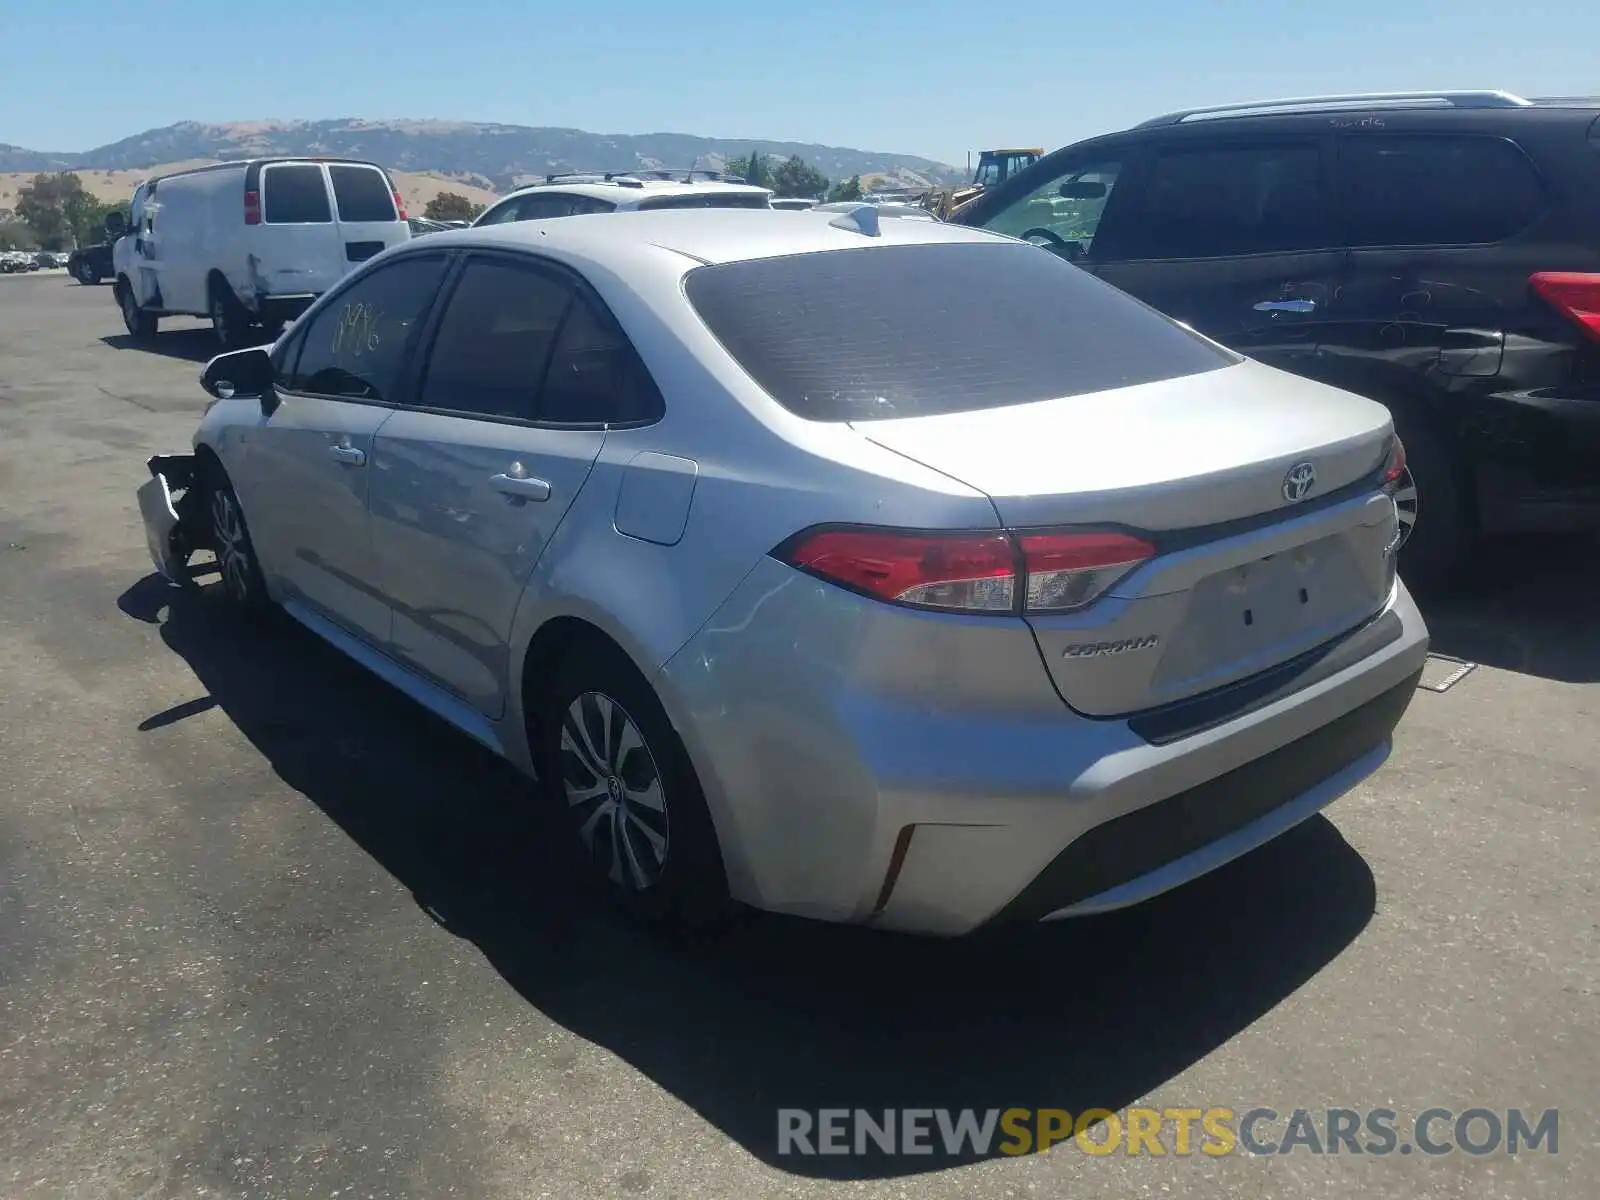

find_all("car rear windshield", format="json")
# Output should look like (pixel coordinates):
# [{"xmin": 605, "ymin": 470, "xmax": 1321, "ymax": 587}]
[
  {"xmin": 684, "ymin": 240, "xmax": 1234, "ymax": 421},
  {"xmin": 262, "ymin": 165, "xmax": 332, "ymax": 223},
  {"xmin": 329, "ymin": 165, "xmax": 398, "ymax": 222},
  {"xmin": 637, "ymin": 193, "xmax": 770, "ymax": 210}
]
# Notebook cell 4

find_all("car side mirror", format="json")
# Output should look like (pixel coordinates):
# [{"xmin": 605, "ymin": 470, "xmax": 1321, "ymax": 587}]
[
  {"xmin": 104, "ymin": 211, "xmax": 128, "ymax": 238},
  {"xmin": 201, "ymin": 346, "xmax": 273, "ymax": 404},
  {"xmin": 1059, "ymin": 180, "xmax": 1107, "ymax": 200}
]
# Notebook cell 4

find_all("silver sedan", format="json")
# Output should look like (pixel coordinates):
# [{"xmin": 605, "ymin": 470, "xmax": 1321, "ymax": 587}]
[{"xmin": 136, "ymin": 208, "xmax": 1429, "ymax": 936}]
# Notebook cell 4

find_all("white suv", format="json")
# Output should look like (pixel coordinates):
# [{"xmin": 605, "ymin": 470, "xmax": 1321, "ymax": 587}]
[{"xmin": 472, "ymin": 172, "xmax": 773, "ymax": 226}]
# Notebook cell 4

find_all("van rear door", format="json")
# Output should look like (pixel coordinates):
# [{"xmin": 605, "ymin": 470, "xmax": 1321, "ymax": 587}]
[
  {"xmin": 328, "ymin": 164, "xmax": 411, "ymax": 269},
  {"xmin": 257, "ymin": 162, "xmax": 344, "ymax": 300}
]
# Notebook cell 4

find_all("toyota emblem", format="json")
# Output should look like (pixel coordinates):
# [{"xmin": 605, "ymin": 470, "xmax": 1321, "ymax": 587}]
[{"xmin": 1282, "ymin": 461, "xmax": 1317, "ymax": 503}]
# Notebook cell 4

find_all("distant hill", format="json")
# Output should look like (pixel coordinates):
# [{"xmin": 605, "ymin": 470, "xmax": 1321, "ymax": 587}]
[{"xmin": 0, "ymin": 120, "xmax": 964, "ymax": 194}]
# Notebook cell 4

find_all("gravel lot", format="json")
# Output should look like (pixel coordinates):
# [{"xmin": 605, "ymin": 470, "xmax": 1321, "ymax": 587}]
[{"xmin": 2, "ymin": 271, "xmax": 1596, "ymax": 1199}]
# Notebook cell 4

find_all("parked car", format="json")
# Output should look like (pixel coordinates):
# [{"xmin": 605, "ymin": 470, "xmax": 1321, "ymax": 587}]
[
  {"xmin": 953, "ymin": 90, "xmax": 1600, "ymax": 587},
  {"xmin": 472, "ymin": 172, "xmax": 772, "ymax": 226},
  {"xmin": 137, "ymin": 209, "xmax": 1427, "ymax": 936},
  {"xmin": 0, "ymin": 251, "xmax": 28, "ymax": 273},
  {"xmin": 67, "ymin": 243, "xmax": 113, "ymax": 284},
  {"xmin": 110, "ymin": 158, "xmax": 413, "ymax": 350}
]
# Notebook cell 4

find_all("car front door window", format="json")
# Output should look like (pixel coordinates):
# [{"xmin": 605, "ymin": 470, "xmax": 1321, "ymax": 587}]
[{"xmin": 981, "ymin": 157, "xmax": 1125, "ymax": 261}]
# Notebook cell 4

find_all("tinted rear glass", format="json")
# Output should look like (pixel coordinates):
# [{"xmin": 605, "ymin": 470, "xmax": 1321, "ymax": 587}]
[
  {"xmin": 638, "ymin": 193, "xmax": 770, "ymax": 210},
  {"xmin": 263, "ymin": 165, "xmax": 332, "ymax": 223},
  {"xmin": 329, "ymin": 165, "xmax": 397, "ymax": 222},
  {"xmin": 684, "ymin": 241, "xmax": 1233, "ymax": 421},
  {"xmin": 1338, "ymin": 135, "xmax": 1546, "ymax": 247}
]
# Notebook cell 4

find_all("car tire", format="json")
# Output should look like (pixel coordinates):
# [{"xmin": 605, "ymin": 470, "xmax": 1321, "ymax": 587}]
[
  {"xmin": 76, "ymin": 261, "xmax": 101, "ymax": 285},
  {"xmin": 119, "ymin": 282, "xmax": 157, "ymax": 342},
  {"xmin": 537, "ymin": 640, "xmax": 733, "ymax": 933},
  {"xmin": 1390, "ymin": 409, "xmax": 1468, "ymax": 593},
  {"xmin": 204, "ymin": 466, "xmax": 272, "ymax": 616},
  {"xmin": 209, "ymin": 284, "xmax": 250, "ymax": 351}
]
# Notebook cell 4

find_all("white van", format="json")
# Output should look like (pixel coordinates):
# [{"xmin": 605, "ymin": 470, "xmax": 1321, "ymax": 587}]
[{"xmin": 110, "ymin": 158, "xmax": 412, "ymax": 348}]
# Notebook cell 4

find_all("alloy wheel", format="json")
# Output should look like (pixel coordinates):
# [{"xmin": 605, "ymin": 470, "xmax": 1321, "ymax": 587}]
[
  {"xmin": 560, "ymin": 691, "xmax": 669, "ymax": 890},
  {"xmin": 1391, "ymin": 466, "xmax": 1419, "ymax": 548},
  {"xmin": 210, "ymin": 487, "xmax": 252, "ymax": 602}
]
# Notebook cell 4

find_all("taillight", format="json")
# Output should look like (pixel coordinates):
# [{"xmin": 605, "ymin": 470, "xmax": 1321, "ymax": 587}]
[
  {"xmin": 244, "ymin": 189, "xmax": 261, "ymax": 225},
  {"xmin": 1381, "ymin": 435, "xmax": 1407, "ymax": 491},
  {"xmin": 776, "ymin": 526, "xmax": 1154, "ymax": 614},
  {"xmin": 1530, "ymin": 271, "xmax": 1600, "ymax": 339},
  {"xmin": 780, "ymin": 528, "xmax": 1016, "ymax": 612},
  {"xmin": 1016, "ymin": 531, "xmax": 1156, "ymax": 612},
  {"xmin": 392, "ymin": 189, "xmax": 408, "ymax": 220}
]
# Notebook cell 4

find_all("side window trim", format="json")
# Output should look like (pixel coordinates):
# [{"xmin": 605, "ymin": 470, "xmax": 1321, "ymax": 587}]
[
  {"xmin": 277, "ymin": 251, "xmax": 456, "ymax": 406},
  {"xmin": 1111, "ymin": 134, "xmax": 1338, "ymax": 262}
]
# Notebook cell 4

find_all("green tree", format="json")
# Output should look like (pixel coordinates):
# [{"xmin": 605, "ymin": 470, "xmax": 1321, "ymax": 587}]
[
  {"xmin": 0, "ymin": 221, "xmax": 40, "ymax": 251},
  {"xmin": 771, "ymin": 156, "xmax": 829, "ymax": 200},
  {"xmin": 827, "ymin": 175, "xmax": 864, "ymax": 203},
  {"xmin": 725, "ymin": 151, "xmax": 771, "ymax": 187},
  {"xmin": 16, "ymin": 171, "xmax": 85, "ymax": 248},
  {"xmin": 424, "ymin": 191, "xmax": 486, "ymax": 222}
]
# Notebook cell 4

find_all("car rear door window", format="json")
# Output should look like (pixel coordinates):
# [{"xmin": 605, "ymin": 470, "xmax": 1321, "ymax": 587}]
[
  {"xmin": 262, "ymin": 164, "xmax": 333, "ymax": 224},
  {"xmin": 286, "ymin": 255, "xmax": 449, "ymax": 401},
  {"xmin": 418, "ymin": 258, "xmax": 576, "ymax": 419},
  {"xmin": 1338, "ymin": 135, "xmax": 1546, "ymax": 247},
  {"xmin": 329, "ymin": 165, "xmax": 398, "ymax": 222},
  {"xmin": 684, "ymin": 240, "xmax": 1233, "ymax": 421},
  {"xmin": 537, "ymin": 293, "xmax": 664, "ymax": 423},
  {"xmin": 1117, "ymin": 141, "xmax": 1332, "ymax": 259}
]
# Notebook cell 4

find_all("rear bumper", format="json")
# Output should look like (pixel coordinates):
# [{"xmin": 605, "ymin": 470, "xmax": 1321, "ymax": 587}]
[{"xmin": 660, "ymin": 558, "xmax": 1430, "ymax": 936}]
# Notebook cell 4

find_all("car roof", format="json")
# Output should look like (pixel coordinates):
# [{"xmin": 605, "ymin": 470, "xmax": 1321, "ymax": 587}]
[
  {"xmin": 498, "ymin": 178, "xmax": 773, "ymax": 204},
  {"xmin": 422, "ymin": 206, "xmax": 1009, "ymax": 268}
]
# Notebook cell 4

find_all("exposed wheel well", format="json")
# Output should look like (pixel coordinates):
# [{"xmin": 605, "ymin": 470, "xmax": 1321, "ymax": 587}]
[{"xmin": 519, "ymin": 617, "xmax": 637, "ymax": 748}]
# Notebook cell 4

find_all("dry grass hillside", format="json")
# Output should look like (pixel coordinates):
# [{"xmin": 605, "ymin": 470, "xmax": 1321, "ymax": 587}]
[{"xmin": 0, "ymin": 162, "xmax": 500, "ymax": 219}]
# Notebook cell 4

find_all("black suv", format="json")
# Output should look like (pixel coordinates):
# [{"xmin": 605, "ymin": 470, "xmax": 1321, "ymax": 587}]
[{"xmin": 953, "ymin": 91, "xmax": 1600, "ymax": 587}]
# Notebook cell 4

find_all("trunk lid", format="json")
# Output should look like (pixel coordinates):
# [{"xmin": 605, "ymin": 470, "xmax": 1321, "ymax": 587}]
[{"xmin": 855, "ymin": 360, "xmax": 1401, "ymax": 715}]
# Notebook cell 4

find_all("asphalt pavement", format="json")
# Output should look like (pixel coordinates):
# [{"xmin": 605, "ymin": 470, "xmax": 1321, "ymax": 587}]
[{"xmin": 1, "ymin": 271, "xmax": 1595, "ymax": 1199}]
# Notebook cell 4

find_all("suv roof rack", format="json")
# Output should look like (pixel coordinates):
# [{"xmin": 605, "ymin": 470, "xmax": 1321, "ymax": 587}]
[
  {"xmin": 1135, "ymin": 90, "xmax": 1533, "ymax": 128},
  {"xmin": 534, "ymin": 168, "xmax": 752, "ymax": 187}
]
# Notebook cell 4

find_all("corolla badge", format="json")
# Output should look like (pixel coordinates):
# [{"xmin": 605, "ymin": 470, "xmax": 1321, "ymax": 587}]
[{"xmin": 1282, "ymin": 461, "xmax": 1317, "ymax": 503}]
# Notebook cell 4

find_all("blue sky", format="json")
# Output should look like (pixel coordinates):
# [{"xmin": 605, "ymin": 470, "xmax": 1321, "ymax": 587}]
[{"xmin": 5, "ymin": 0, "xmax": 1597, "ymax": 166}]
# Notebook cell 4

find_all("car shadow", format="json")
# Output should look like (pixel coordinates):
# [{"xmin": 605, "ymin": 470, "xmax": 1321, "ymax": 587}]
[
  {"xmin": 1417, "ymin": 532, "xmax": 1600, "ymax": 684},
  {"xmin": 119, "ymin": 575, "xmax": 1378, "ymax": 1179},
  {"xmin": 101, "ymin": 329, "xmax": 221, "ymax": 363}
]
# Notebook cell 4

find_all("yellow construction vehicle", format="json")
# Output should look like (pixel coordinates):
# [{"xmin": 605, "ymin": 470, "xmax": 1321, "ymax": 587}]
[{"xmin": 920, "ymin": 147, "xmax": 1043, "ymax": 219}]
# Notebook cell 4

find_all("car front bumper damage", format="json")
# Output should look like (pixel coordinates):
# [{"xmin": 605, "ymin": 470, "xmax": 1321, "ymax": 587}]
[{"xmin": 137, "ymin": 454, "xmax": 203, "ymax": 587}]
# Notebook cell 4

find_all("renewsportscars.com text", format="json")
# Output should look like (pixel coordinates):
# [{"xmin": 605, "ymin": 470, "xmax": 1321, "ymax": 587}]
[{"xmin": 776, "ymin": 1106, "xmax": 1559, "ymax": 1158}]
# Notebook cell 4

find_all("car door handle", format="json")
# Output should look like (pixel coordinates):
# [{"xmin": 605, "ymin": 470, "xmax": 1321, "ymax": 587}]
[
  {"xmin": 489, "ymin": 473, "xmax": 552, "ymax": 502},
  {"xmin": 328, "ymin": 444, "xmax": 366, "ymax": 466},
  {"xmin": 1253, "ymin": 298, "xmax": 1318, "ymax": 314}
]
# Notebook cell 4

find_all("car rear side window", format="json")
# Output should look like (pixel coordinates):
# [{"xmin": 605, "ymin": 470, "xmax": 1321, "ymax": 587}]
[
  {"xmin": 262, "ymin": 165, "xmax": 333, "ymax": 224},
  {"xmin": 1338, "ymin": 135, "xmax": 1546, "ymax": 247},
  {"xmin": 637, "ymin": 193, "xmax": 770, "ymax": 210},
  {"xmin": 418, "ymin": 258, "xmax": 576, "ymax": 420},
  {"xmin": 538, "ymin": 293, "xmax": 665, "ymax": 423},
  {"xmin": 684, "ymin": 241, "xmax": 1233, "ymax": 421},
  {"xmin": 287, "ymin": 255, "xmax": 449, "ymax": 401},
  {"xmin": 1116, "ymin": 141, "xmax": 1332, "ymax": 259},
  {"xmin": 329, "ymin": 165, "xmax": 397, "ymax": 222}
]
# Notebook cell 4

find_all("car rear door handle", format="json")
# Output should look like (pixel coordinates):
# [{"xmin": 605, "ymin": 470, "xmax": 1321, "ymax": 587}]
[
  {"xmin": 328, "ymin": 444, "xmax": 366, "ymax": 466},
  {"xmin": 489, "ymin": 472, "xmax": 552, "ymax": 502},
  {"xmin": 1253, "ymin": 298, "xmax": 1318, "ymax": 314}
]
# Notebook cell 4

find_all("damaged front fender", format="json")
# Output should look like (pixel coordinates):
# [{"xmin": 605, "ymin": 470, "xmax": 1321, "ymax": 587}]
[{"xmin": 136, "ymin": 454, "xmax": 205, "ymax": 587}]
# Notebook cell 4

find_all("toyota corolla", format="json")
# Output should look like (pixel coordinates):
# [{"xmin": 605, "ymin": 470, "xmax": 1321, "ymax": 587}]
[{"xmin": 136, "ymin": 207, "xmax": 1428, "ymax": 936}]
